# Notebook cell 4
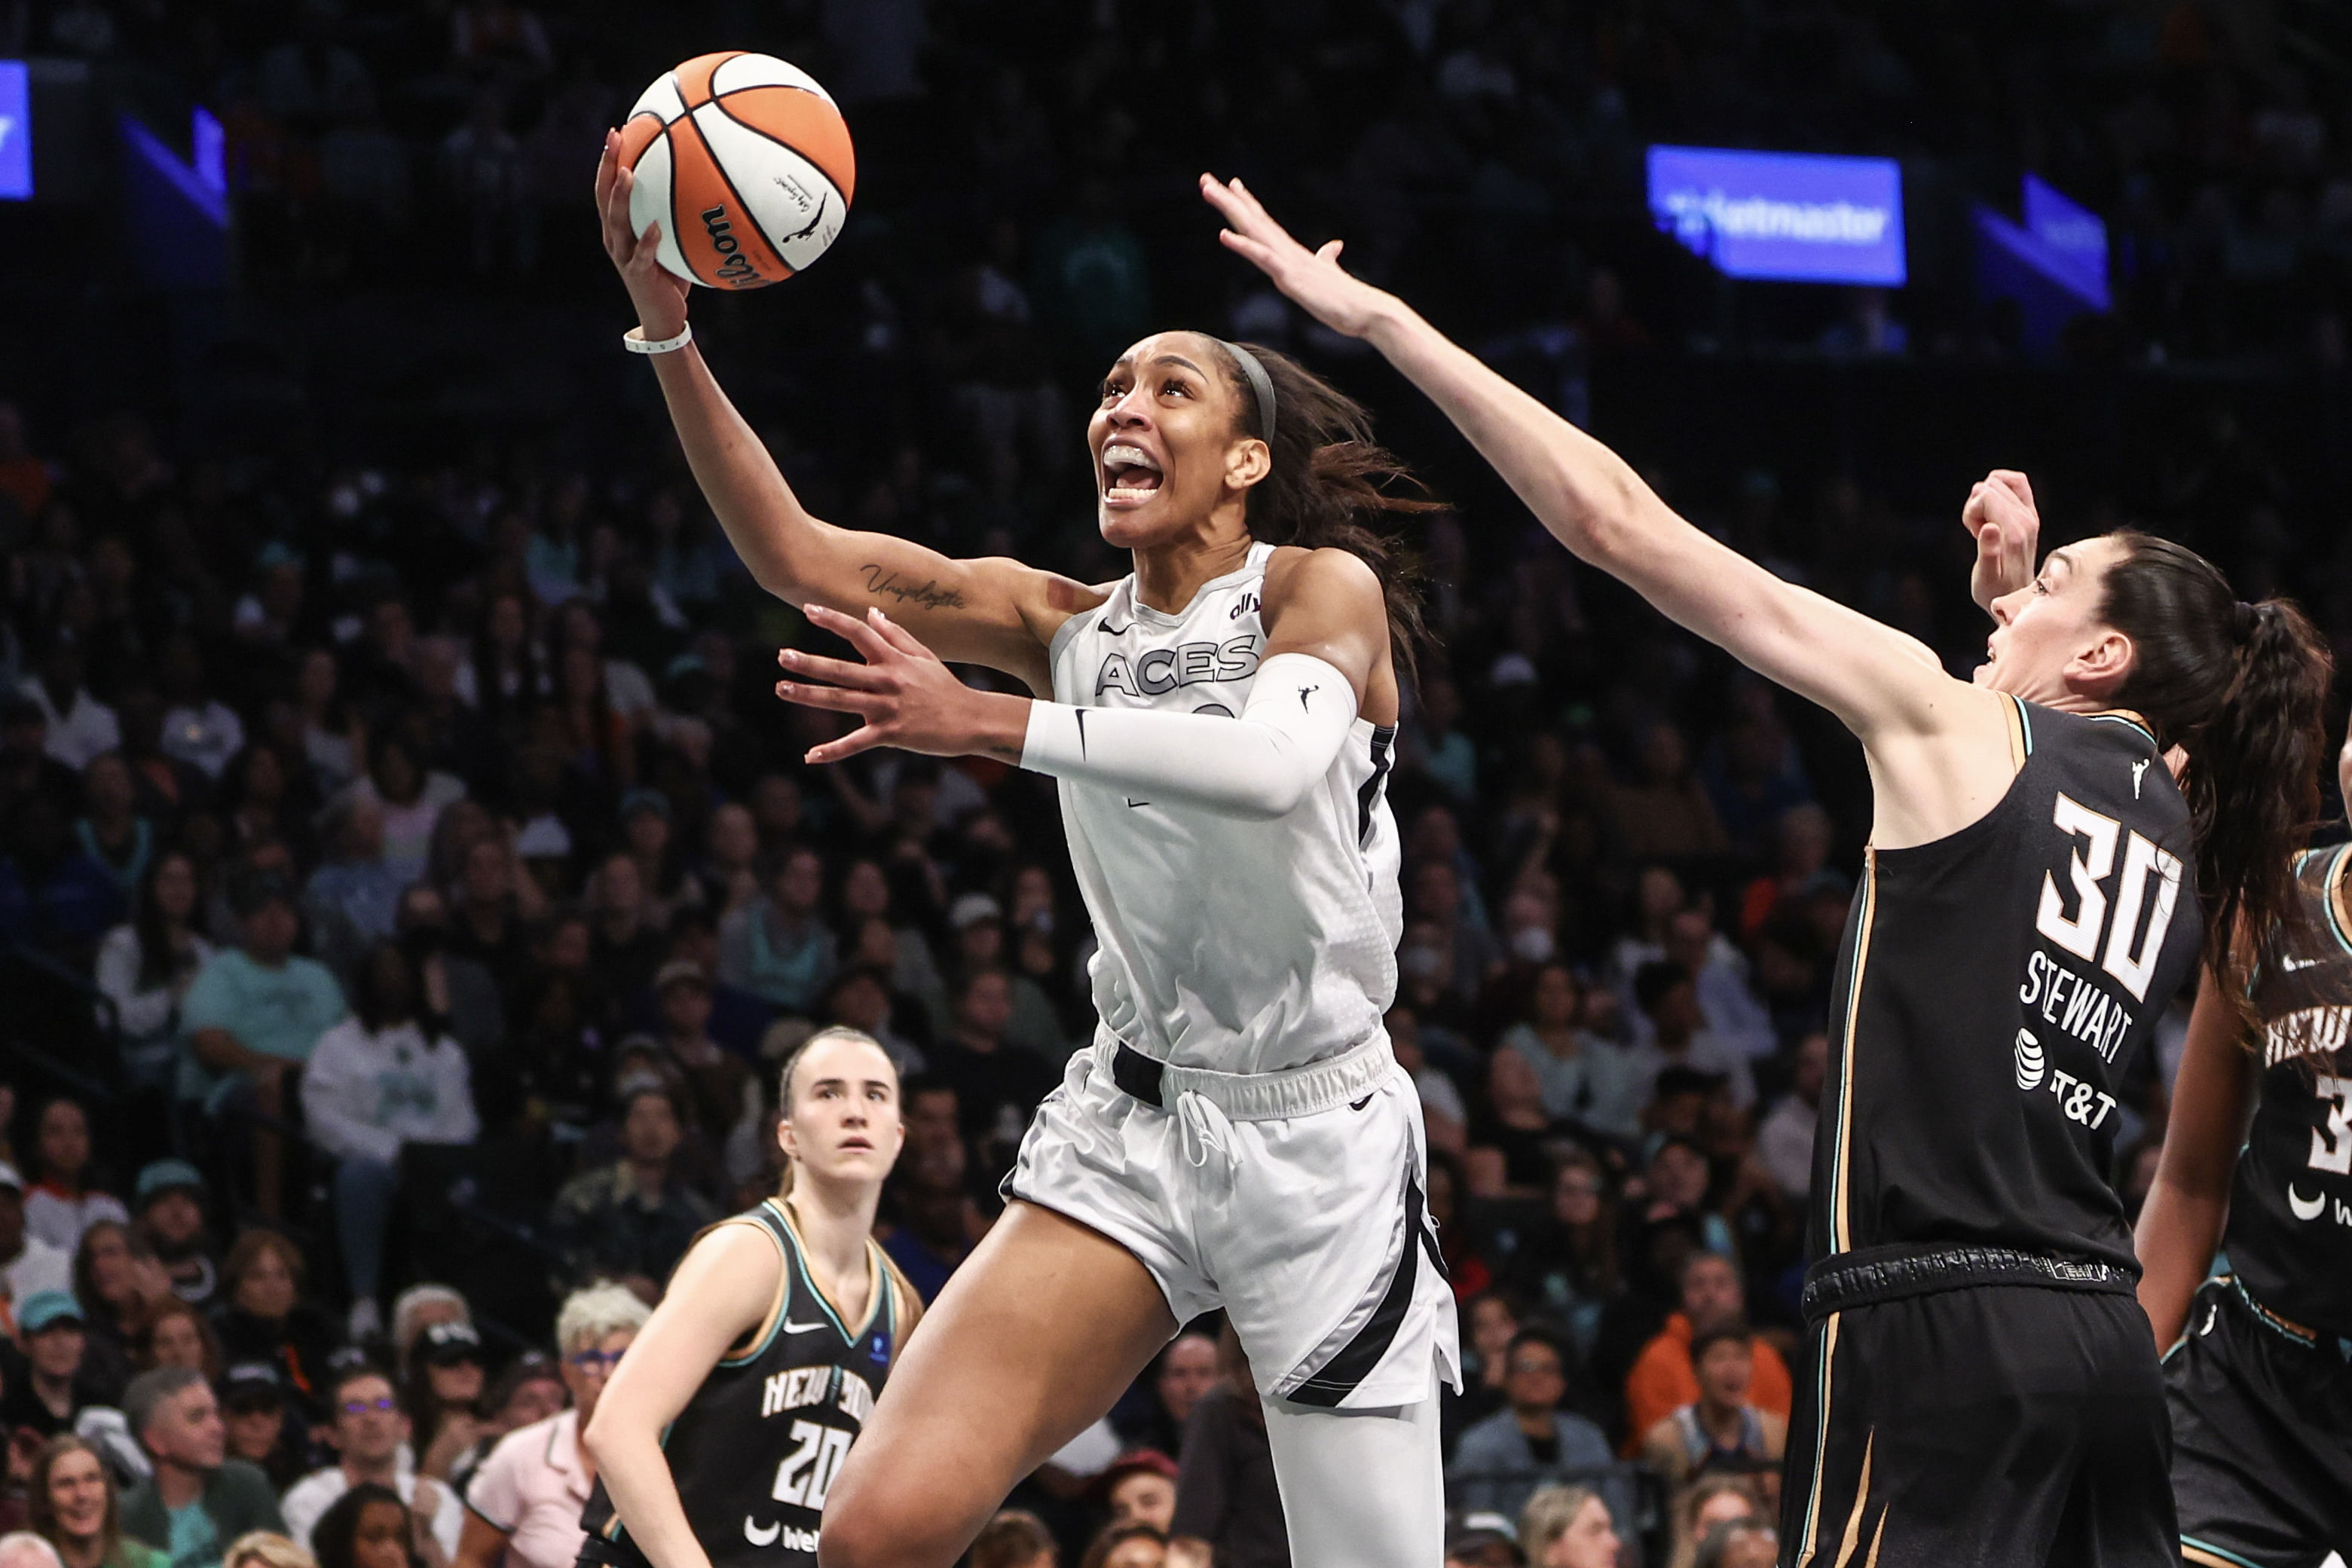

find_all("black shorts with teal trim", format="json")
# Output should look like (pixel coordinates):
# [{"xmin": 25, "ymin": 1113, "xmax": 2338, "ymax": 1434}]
[
  {"xmin": 2167, "ymin": 1277, "xmax": 2352, "ymax": 1568},
  {"xmin": 1779, "ymin": 1270, "xmax": 2174, "ymax": 1568}
]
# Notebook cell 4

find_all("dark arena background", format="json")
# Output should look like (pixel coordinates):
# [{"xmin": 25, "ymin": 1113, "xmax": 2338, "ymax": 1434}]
[{"xmin": 2, "ymin": 3, "xmax": 2347, "ymax": 1566}]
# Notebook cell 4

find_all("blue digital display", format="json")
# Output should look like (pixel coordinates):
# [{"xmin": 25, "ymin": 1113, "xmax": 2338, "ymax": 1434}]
[
  {"xmin": 193, "ymin": 105, "xmax": 225, "ymax": 195},
  {"xmin": 1647, "ymin": 145, "xmax": 1906, "ymax": 286},
  {"xmin": 2020, "ymin": 173, "xmax": 2109, "ymax": 310},
  {"xmin": 0, "ymin": 61, "xmax": 31, "ymax": 200}
]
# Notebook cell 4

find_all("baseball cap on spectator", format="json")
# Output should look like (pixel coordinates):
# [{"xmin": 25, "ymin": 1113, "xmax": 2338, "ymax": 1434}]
[
  {"xmin": 619, "ymin": 788, "xmax": 671, "ymax": 824},
  {"xmin": 655, "ymin": 959, "xmax": 710, "ymax": 994},
  {"xmin": 135, "ymin": 1159, "xmax": 207, "ymax": 1209},
  {"xmin": 18, "ymin": 1290, "xmax": 84, "ymax": 1334},
  {"xmin": 1445, "ymin": 1514, "xmax": 1525, "ymax": 1568},
  {"xmin": 948, "ymin": 893, "xmax": 1002, "ymax": 931},
  {"xmin": 419, "ymin": 1320, "xmax": 485, "ymax": 1365},
  {"xmin": 0, "ymin": 1161, "xmax": 23, "ymax": 1194},
  {"xmin": 221, "ymin": 1362, "xmax": 287, "ymax": 1409}
]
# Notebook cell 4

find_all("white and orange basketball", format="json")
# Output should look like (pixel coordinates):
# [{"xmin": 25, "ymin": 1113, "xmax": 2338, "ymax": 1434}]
[{"xmin": 619, "ymin": 52, "xmax": 855, "ymax": 290}]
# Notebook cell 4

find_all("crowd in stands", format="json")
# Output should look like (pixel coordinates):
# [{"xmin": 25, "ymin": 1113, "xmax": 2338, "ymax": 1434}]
[{"xmin": 1, "ymin": 1, "xmax": 2338, "ymax": 1566}]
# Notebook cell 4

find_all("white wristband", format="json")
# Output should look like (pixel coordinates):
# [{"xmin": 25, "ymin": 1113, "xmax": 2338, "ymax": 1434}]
[{"xmin": 624, "ymin": 323, "xmax": 693, "ymax": 356}]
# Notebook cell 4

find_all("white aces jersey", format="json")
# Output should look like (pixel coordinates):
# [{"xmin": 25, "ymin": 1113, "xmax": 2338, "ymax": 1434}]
[{"xmin": 1046, "ymin": 542, "xmax": 1405, "ymax": 1074}]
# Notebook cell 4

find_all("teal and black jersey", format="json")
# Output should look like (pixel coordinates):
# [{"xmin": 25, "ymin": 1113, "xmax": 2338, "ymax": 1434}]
[
  {"xmin": 2231, "ymin": 843, "xmax": 2352, "ymax": 1339},
  {"xmin": 1807, "ymin": 698, "xmax": 2203, "ymax": 1276},
  {"xmin": 578, "ymin": 1198, "xmax": 918, "ymax": 1567}
]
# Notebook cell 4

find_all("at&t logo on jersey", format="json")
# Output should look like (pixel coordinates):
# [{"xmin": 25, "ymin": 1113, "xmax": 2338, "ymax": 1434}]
[{"xmin": 2014, "ymin": 1029, "xmax": 2045, "ymax": 1090}]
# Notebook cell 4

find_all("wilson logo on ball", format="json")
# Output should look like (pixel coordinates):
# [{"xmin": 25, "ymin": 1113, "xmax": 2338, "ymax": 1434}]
[
  {"xmin": 701, "ymin": 206, "xmax": 760, "ymax": 287},
  {"xmin": 621, "ymin": 51, "xmax": 855, "ymax": 290}
]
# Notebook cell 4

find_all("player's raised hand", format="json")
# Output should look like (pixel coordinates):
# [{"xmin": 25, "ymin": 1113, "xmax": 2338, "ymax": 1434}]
[
  {"xmin": 596, "ymin": 128, "xmax": 690, "ymax": 342},
  {"xmin": 1962, "ymin": 468, "xmax": 2041, "ymax": 612},
  {"xmin": 775, "ymin": 606, "xmax": 1029, "ymax": 766},
  {"xmin": 1201, "ymin": 174, "xmax": 1397, "ymax": 340}
]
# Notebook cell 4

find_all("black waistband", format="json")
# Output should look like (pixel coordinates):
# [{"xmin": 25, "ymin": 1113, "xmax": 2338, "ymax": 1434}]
[
  {"xmin": 1110, "ymin": 1041, "xmax": 1166, "ymax": 1108},
  {"xmin": 1802, "ymin": 1242, "xmax": 2138, "ymax": 1325}
]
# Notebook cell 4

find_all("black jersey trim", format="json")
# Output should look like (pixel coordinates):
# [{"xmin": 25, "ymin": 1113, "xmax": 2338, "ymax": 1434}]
[
  {"xmin": 2182, "ymin": 1539, "xmax": 2266, "ymax": 1568},
  {"xmin": 1795, "ymin": 1309, "xmax": 1842, "ymax": 1566},
  {"xmin": 1827, "ymin": 853, "xmax": 1879, "ymax": 1256},
  {"xmin": 1281, "ymin": 1169, "xmax": 1426, "ymax": 1408},
  {"xmin": 2002, "ymin": 694, "xmax": 2030, "ymax": 771},
  {"xmin": 1356, "ymin": 724, "xmax": 1396, "ymax": 848},
  {"xmin": 2085, "ymin": 707, "xmax": 2158, "ymax": 748}
]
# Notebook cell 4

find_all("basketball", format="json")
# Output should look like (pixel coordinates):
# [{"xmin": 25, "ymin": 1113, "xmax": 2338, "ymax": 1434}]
[{"xmin": 618, "ymin": 51, "xmax": 855, "ymax": 291}]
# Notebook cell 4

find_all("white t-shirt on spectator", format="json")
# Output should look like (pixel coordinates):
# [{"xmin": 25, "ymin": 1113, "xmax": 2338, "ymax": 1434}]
[
  {"xmin": 463, "ymin": 1411, "xmax": 591, "ymax": 1568},
  {"xmin": 283, "ymin": 1466, "xmax": 463, "ymax": 1559},
  {"xmin": 20, "ymin": 678, "xmax": 119, "ymax": 769},
  {"xmin": 23, "ymin": 1184, "xmax": 130, "ymax": 1255},
  {"xmin": 301, "ymin": 1019, "xmax": 480, "ymax": 1165},
  {"xmin": 0, "ymin": 1233, "xmax": 74, "ymax": 1309}
]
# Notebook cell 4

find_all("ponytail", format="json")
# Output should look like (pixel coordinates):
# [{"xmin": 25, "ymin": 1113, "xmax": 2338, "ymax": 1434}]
[
  {"xmin": 2100, "ymin": 532, "xmax": 2335, "ymax": 991},
  {"xmin": 1216, "ymin": 340, "xmax": 1443, "ymax": 681}
]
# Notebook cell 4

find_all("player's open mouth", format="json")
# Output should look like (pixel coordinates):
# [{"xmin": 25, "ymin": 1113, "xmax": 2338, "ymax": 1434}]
[
  {"xmin": 1102, "ymin": 442, "xmax": 1164, "ymax": 506},
  {"xmin": 840, "ymin": 1136, "xmax": 873, "ymax": 1152}
]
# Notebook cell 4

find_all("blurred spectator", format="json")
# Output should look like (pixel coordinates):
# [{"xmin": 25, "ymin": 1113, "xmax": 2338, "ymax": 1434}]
[
  {"xmin": 386, "ymin": 1291, "xmax": 469, "ymax": 1385},
  {"xmin": 75, "ymin": 754, "xmax": 151, "ymax": 901},
  {"xmin": 1636, "ymin": 1322, "xmax": 1785, "ymax": 1492},
  {"xmin": 156, "ymin": 642, "xmax": 243, "ymax": 783},
  {"xmin": 1497, "ymin": 1153, "xmax": 1619, "ymax": 1362},
  {"xmin": 1662, "ymin": 1477, "xmax": 1763, "ymax": 1568},
  {"xmin": 1517, "ymin": 1483, "xmax": 1623, "ymax": 1568},
  {"xmin": 1118, "ymin": 1334, "xmax": 1216, "ymax": 1459},
  {"xmin": 301, "ymin": 943, "xmax": 480, "ymax": 1340},
  {"xmin": 1, "ymin": 1292, "xmax": 106, "ymax": 1438},
  {"xmin": 20, "ymin": 634, "xmax": 118, "ymax": 770},
  {"xmin": 401, "ymin": 1325, "xmax": 486, "ymax": 1481},
  {"xmin": 1388, "ymin": 1008, "xmax": 1466, "ymax": 1156},
  {"xmin": 454, "ymin": 1285, "xmax": 644, "ymax": 1568},
  {"xmin": 218, "ymin": 1538, "xmax": 307, "ymax": 1568},
  {"xmin": 1656, "ymin": 911, "xmax": 1775, "ymax": 1065},
  {"xmin": 2, "ymin": 1163, "xmax": 75, "ymax": 1309},
  {"xmin": 304, "ymin": 1485, "xmax": 417, "ymax": 1568},
  {"xmin": 129, "ymin": 1167, "xmax": 216, "ymax": 1309},
  {"xmin": 1077, "ymin": 1524, "xmax": 1165, "ymax": 1568},
  {"xmin": 717, "ymin": 848, "xmax": 835, "ymax": 1013},
  {"xmin": 1754, "ymin": 1033, "xmax": 1827, "ymax": 1203},
  {"xmin": 280, "ymin": 1364, "xmax": 460, "ymax": 1562},
  {"xmin": 967, "ymin": 1511, "xmax": 1056, "ymax": 1568},
  {"xmin": 440, "ymin": 1353, "xmax": 563, "ymax": 1496},
  {"xmin": 547, "ymin": 1084, "xmax": 717, "ymax": 1291},
  {"xmin": 304, "ymin": 801, "xmax": 404, "ymax": 980},
  {"xmin": 1168, "ymin": 1328, "xmax": 1283, "ymax": 1568},
  {"xmin": 926, "ymin": 970, "xmax": 1057, "ymax": 1163},
  {"xmin": 1499, "ymin": 967, "xmax": 1640, "ymax": 1143},
  {"xmin": 1622, "ymin": 1255, "xmax": 1790, "ymax": 1453},
  {"xmin": 96, "ymin": 851, "xmax": 213, "ymax": 1093},
  {"xmin": 181, "ymin": 875, "xmax": 347, "ymax": 1218},
  {"xmin": 217, "ymin": 1365, "xmax": 304, "ymax": 1493},
  {"xmin": 72, "ymin": 1221, "xmax": 168, "ymax": 1389},
  {"xmin": 347, "ymin": 740, "xmax": 461, "ymax": 888},
  {"xmin": 119, "ymin": 1368, "xmax": 286, "ymax": 1568},
  {"xmin": 23, "ymin": 1101, "xmax": 126, "ymax": 1255},
  {"xmin": 1447, "ymin": 1330, "xmax": 1624, "ymax": 1529},
  {"xmin": 208, "ymin": 1234, "xmax": 336, "ymax": 1423},
  {"xmin": 148, "ymin": 1303, "xmax": 225, "ymax": 1382},
  {"xmin": 1604, "ymin": 723, "xmax": 1727, "ymax": 864},
  {"xmin": 1625, "ymin": 964, "xmax": 1754, "ymax": 1114},
  {"xmin": 1693, "ymin": 1519, "xmax": 1776, "ymax": 1568},
  {"xmin": 29, "ymin": 1432, "xmax": 165, "ymax": 1568},
  {"xmin": 939, "ymin": 894, "xmax": 1064, "ymax": 1059},
  {"xmin": 1100, "ymin": 1452, "xmax": 1178, "ymax": 1535}
]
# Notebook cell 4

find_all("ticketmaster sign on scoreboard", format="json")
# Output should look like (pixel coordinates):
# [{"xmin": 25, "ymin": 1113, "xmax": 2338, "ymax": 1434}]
[{"xmin": 1647, "ymin": 145, "xmax": 1905, "ymax": 286}]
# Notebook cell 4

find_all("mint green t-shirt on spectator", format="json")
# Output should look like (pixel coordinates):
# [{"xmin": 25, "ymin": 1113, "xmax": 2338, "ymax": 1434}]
[
  {"xmin": 165, "ymin": 1499, "xmax": 219, "ymax": 1568},
  {"xmin": 177, "ymin": 948, "xmax": 347, "ymax": 1105}
]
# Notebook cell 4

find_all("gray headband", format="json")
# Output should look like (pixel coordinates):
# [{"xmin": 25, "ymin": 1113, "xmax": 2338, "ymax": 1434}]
[{"xmin": 1216, "ymin": 338, "xmax": 1279, "ymax": 443}]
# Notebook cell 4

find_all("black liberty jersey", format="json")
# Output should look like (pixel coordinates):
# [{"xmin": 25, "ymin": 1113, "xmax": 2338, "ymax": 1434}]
[
  {"xmin": 579, "ymin": 1199, "xmax": 917, "ymax": 1568},
  {"xmin": 2230, "ymin": 845, "xmax": 2352, "ymax": 1338},
  {"xmin": 1808, "ymin": 698, "xmax": 2202, "ymax": 1275}
]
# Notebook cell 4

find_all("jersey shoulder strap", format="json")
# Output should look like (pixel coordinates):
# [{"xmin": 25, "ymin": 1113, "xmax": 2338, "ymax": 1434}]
[
  {"xmin": 875, "ymin": 1246, "xmax": 923, "ymax": 1340},
  {"xmin": 710, "ymin": 1200, "xmax": 796, "ymax": 1366}
]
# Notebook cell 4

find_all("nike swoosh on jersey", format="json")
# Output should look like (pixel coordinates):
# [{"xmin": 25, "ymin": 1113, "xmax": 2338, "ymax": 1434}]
[{"xmin": 781, "ymin": 1319, "xmax": 829, "ymax": 1334}]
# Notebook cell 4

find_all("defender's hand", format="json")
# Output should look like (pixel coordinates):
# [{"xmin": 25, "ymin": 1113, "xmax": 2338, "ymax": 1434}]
[
  {"xmin": 1201, "ymin": 174, "xmax": 1399, "ymax": 341},
  {"xmin": 596, "ymin": 128, "xmax": 690, "ymax": 342},
  {"xmin": 1962, "ymin": 468, "xmax": 2040, "ymax": 613},
  {"xmin": 775, "ymin": 606, "xmax": 1031, "ymax": 765}
]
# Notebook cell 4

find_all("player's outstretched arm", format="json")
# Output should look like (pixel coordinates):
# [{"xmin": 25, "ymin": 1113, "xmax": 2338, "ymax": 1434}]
[
  {"xmin": 2133, "ymin": 965, "xmax": 2259, "ymax": 1348},
  {"xmin": 580, "ymin": 1223, "xmax": 785, "ymax": 1568},
  {"xmin": 1200, "ymin": 175, "xmax": 1973, "ymax": 746},
  {"xmin": 596, "ymin": 133, "xmax": 1084, "ymax": 687}
]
